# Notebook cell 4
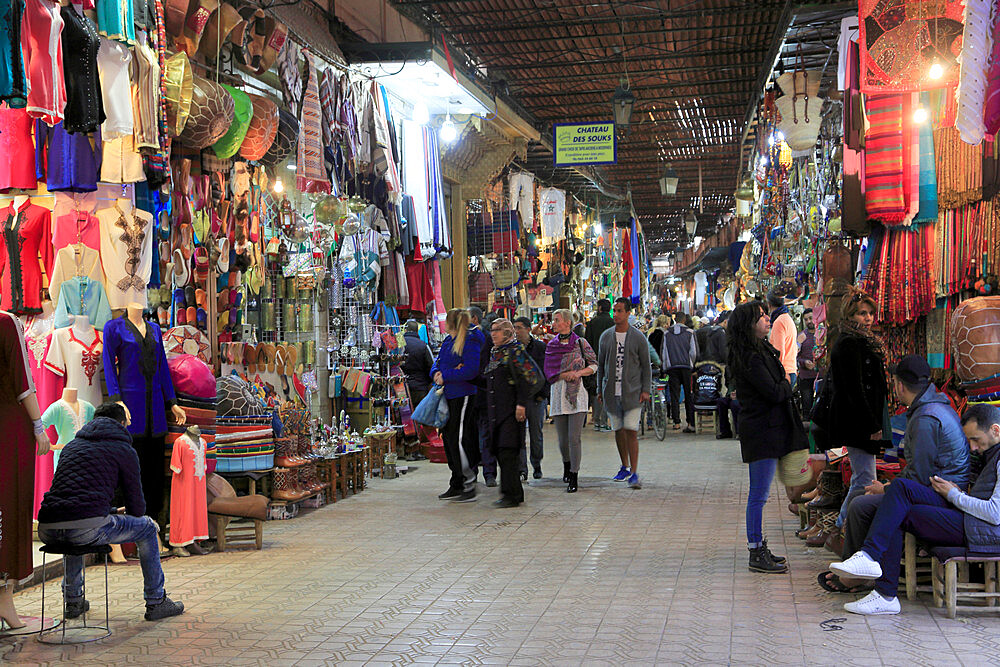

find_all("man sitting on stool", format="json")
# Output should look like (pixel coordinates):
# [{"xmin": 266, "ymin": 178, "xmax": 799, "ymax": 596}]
[
  {"xmin": 37, "ymin": 402, "xmax": 184, "ymax": 621},
  {"xmin": 830, "ymin": 403, "xmax": 1000, "ymax": 615}
]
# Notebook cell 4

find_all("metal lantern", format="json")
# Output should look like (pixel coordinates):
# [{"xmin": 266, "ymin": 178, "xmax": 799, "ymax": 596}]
[
  {"xmin": 658, "ymin": 165, "xmax": 679, "ymax": 197},
  {"xmin": 684, "ymin": 211, "xmax": 698, "ymax": 237},
  {"xmin": 612, "ymin": 78, "xmax": 636, "ymax": 131}
]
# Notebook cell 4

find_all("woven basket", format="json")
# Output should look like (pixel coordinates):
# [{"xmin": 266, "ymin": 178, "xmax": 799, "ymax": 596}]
[
  {"xmin": 775, "ymin": 96, "xmax": 822, "ymax": 151},
  {"xmin": 776, "ymin": 70, "xmax": 821, "ymax": 98}
]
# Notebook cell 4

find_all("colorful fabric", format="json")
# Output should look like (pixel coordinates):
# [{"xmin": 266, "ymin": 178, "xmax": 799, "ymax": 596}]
[
  {"xmin": 864, "ymin": 93, "xmax": 907, "ymax": 224},
  {"xmin": 862, "ymin": 224, "xmax": 936, "ymax": 325},
  {"xmin": 914, "ymin": 92, "xmax": 938, "ymax": 224},
  {"xmin": 858, "ymin": 0, "xmax": 965, "ymax": 93},
  {"xmin": 296, "ymin": 51, "xmax": 329, "ymax": 194}
]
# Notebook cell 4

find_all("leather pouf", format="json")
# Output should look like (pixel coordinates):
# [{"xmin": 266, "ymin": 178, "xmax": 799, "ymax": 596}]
[
  {"xmin": 217, "ymin": 375, "xmax": 267, "ymax": 416},
  {"xmin": 259, "ymin": 106, "xmax": 298, "ymax": 166},
  {"xmin": 951, "ymin": 296, "xmax": 1000, "ymax": 382},
  {"xmin": 213, "ymin": 84, "xmax": 252, "ymax": 159},
  {"xmin": 163, "ymin": 51, "xmax": 194, "ymax": 137},
  {"xmin": 179, "ymin": 76, "xmax": 235, "ymax": 149},
  {"xmin": 168, "ymin": 354, "xmax": 217, "ymax": 399},
  {"xmin": 239, "ymin": 94, "xmax": 278, "ymax": 161},
  {"xmin": 197, "ymin": 1, "xmax": 241, "ymax": 61}
]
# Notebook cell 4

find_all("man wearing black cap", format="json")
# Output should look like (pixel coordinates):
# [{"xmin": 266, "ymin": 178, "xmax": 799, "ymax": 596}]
[{"xmin": 829, "ymin": 355, "xmax": 970, "ymax": 577}]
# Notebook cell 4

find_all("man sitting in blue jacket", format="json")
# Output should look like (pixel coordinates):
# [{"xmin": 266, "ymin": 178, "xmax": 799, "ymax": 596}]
[
  {"xmin": 823, "ymin": 355, "xmax": 970, "ymax": 592},
  {"xmin": 37, "ymin": 403, "xmax": 184, "ymax": 621},
  {"xmin": 831, "ymin": 403, "xmax": 1000, "ymax": 614}
]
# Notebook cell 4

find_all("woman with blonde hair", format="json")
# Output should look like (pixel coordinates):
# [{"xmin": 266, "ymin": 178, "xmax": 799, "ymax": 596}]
[{"xmin": 431, "ymin": 308, "xmax": 486, "ymax": 502}]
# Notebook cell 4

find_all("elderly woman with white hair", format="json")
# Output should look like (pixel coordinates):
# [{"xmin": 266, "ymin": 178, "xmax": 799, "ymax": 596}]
[{"xmin": 544, "ymin": 308, "xmax": 598, "ymax": 492}]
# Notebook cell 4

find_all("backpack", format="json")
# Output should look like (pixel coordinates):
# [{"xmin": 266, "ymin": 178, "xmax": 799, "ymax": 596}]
[{"xmin": 693, "ymin": 366, "xmax": 722, "ymax": 407}]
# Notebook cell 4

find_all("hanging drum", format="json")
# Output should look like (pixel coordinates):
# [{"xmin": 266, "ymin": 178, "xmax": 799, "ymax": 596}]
[
  {"xmin": 259, "ymin": 106, "xmax": 298, "ymax": 167},
  {"xmin": 179, "ymin": 76, "xmax": 235, "ymax": 149},
  {"xmin": 239, "ymin": 94, "xmax": 278, "ymax": 161},
  {"xmin": 951, "ymin": 297, "xmax": 1000, "ymax": 383}
]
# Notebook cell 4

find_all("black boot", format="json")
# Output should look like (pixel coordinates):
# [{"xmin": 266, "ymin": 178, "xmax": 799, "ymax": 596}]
[
  {"xmin": 748, "ymin": 545, "xmax": 788, "ymax": 573},
  {"xmin": 567, "ymin": 471, "xmax": 578, "ymax": 493},
  {"xmin": 761, "ymin": 539, "xmax": 786, "ymax": 564},
  {"xmin": 562, "ymin": 461, "xmax": 571, "ymax": 483}
]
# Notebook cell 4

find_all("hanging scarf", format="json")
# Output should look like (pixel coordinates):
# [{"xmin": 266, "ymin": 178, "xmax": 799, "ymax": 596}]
[
  {"xmin": 864, "ymin": 93, "xmax": 907, "ymax": 224},
  {"xmin": 914, "ymin": 92, "xmax": 938, "ymax": 224},
  {"xmin": 840, "ymin": 317, "xmax": 887, "ymax": 363}
]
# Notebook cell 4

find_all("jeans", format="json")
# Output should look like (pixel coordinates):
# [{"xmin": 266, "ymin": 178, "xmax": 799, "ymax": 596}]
[
  {"xmin": 38, "ymin": 515, "xmax": 165, "ymax": 603},
  {"xmin": 477, "ymin": 411, "xmax": 496, "ymax": 481},
  {"xmin": 837, "ymin": 447, "xmax": 877, "ymax": 528},
  {"xmin": 554, "ymin": 412, "xmax": 586, "ymax": 473},
  {"xmin": 861, "ymin": 478, "xmax": 965, "ymax": 598},
  {"xmin": 667, "ymin": 367, "xmax": 694, "ymax": 426},
  {"xmin": 518, "ymin": 398, "xmax": 546, "ymax": 474},
  {"xmin": 746, "ymin": 458, "xmax": 778, "ymax": 546},
  {"xmin": 717, "ymin": 396, "xmax": 740, "ymax": 437}
]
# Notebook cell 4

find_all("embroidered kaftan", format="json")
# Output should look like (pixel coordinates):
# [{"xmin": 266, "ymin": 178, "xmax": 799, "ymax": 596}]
[
  {"xmin": 44, "ymin": 326, "xmax": 104, "ymax": 408},
  {"xmin": 40, "ymin": 397, "xmax": 94, "ymax": 468},
  {"xmin": 97, "ymin": 203, "xmax": 152, "ymax": 309},
  {"xmin": 168, "ymin": 432, "xmax": 208, "ymax": 547},
  {"xmin": 0, "ymin": 200, "xmax": 54, "ymax": 314}
]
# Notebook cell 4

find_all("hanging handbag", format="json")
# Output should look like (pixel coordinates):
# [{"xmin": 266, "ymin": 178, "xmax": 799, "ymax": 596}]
[{"xmin": 490, "ymin": 261, "xmax": 520, "ymax": 291}]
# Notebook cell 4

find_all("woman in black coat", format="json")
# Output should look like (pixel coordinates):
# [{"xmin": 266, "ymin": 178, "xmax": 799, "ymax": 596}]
[
  {"xmin": 823, "ymin": 290, "xmax": 887, "ymax": 539},
  {"xmin": 728, "ymin": 301, "xmax": 808, "ymax": 574}
]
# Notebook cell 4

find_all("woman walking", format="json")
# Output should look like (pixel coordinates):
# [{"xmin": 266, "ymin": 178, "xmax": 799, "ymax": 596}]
[
  {"xmin": 431, "ymin": 309, "xmax": 484, "ymax": 503},
  {"xmin": 818, "ymin": 289, "xmax": 888, "ymax": 554},
  {"xmin": 728, "ymin": 301, "xmax": 808, "ymax": 573},
  {"xmin": 545, "ymin": 309, "xmax": 597, "ymax": 492}
]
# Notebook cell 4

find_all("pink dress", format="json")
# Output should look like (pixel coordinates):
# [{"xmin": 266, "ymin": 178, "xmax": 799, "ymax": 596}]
[
  {"xmin": 169, "ymin": 432, "xmax": 208, "ymax": 547},
  {"xmin": 0, "ymin": 107, "xmax": 38, "ymax": 192},
  {"xmin": 22, "ymin": 0, "xmax": 66, "ymax": 126},
  {"xmin": 24, "ymin": 312, "xmax": 62, "ymax": 520}
]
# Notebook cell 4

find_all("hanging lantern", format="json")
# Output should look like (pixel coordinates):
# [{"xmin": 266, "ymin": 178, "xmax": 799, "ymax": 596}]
[
  {"xmin": 735, "ymin": 174, "xmax": 754, "ymax": 201},
  {"xmin": 658, "ymin": 165, "xmax": 678, "ymax": 197},
  {"xmin": 612, "ymin": 78, "xmax": 636, "ymax": 132},
  {"xmin": 684, "ymin": 211, "xmax": 698, "ymax": 238},
  {"xmin": 736, "ymin": 198, "xmax": 752, "ymax": 217}
]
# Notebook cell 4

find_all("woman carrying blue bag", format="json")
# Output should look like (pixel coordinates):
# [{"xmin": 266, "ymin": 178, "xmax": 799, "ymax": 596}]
[{"xmin": 431, "ymin": 308, "xmax": 485, "ymax": 503}]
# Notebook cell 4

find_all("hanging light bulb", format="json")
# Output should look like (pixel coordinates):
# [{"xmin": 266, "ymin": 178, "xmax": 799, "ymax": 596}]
[
  {"xmin": 412, "ymin": 102, "xmax": 430, "ymax": 125},
  {"xmin": 593, "ymin": 222, "xmax": 602, "ymax": 235},
  {"xmin": 440, "ymin": 115, "xmax": 457, "ymax": 143},
  {"xmin": 929, "ymin": 60, "xmax": 944, "ymax": 80},
  {"xmin": 273, "ymin": 178, "xmax": 284, "ymax": 194},
  {"xmin": 913, "ymin": 106, "xmax": 929, "ymax": 124}
]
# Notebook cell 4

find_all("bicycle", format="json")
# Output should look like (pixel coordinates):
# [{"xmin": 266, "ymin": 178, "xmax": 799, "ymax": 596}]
[{"xmin": 650, "ymin": 375, "xmax": 669, "ymax": 441}]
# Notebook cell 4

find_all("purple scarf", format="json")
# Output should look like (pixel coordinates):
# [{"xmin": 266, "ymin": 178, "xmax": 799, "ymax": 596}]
[{"xmin": 545, "ymin": 332, "xmax": 595, "ymax": 408}]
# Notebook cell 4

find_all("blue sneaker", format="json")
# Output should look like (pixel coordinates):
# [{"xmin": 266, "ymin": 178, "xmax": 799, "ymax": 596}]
[
  {"xmin": 612, "ymin": 466, "xmax": 630, "ymax": 481},
  {"xmin": 628, "ymin": 473, "xmax": 642, "ymax": 489}
]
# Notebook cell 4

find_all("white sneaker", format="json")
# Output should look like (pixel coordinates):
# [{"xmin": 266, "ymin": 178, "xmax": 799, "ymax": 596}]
[
  {"xmin": 844, "ymin": 590, "xmax": 900, "ymax": 615},
  {"xmin": 830, "ymin": 550, "xmax": 882, "ymax": 580}
]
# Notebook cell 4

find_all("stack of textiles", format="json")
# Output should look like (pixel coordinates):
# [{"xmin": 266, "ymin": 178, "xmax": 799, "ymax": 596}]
[
  {"xmin": 963, "ymin": 375, "xmax": 1000, "ymax": 404},
  {"xmin": 214, "ymin": 416, "xmax": 275, "ymax": 473},
  {"xmin": 168, "ymin": 391, "xmax": 217, "ymax": 474}
]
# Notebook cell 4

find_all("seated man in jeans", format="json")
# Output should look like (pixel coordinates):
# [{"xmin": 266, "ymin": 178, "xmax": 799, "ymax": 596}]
[
  {"xmin": 830, "ymin": 403, "xmax": 1000, "ymax": 615},
  {"xmin": 37, "ymin": 402, "xmax": 184, "ymax": 621}
]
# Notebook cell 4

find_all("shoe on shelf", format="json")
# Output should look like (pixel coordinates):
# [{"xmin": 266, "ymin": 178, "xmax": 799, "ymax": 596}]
[
  {"xmin": 843, "ymin": 590, "xmax": 900, "ymax": 615},
  {"xmin": 749, "ymin": 545, "xmax": 788, "ymax": 574},
  {"xmin": 485, "ymin": 476, "xmax": 498, "ymax": 488},
  {"xmin": 145, "ymin": 595, "xmax": 184, "ymax": 621},
  {"xmin": 761, "ymin": 539, "xmax": 786, "ymax": 564},
  {"xmin": 493, "ymin": 497, "xmax": 519, "ymax": 508},
  {"xmin": 533, "ymin": 468, "xmax": 542, "ymax": 479},
  {"xmin": 64, "ymin": 597, "xmax": 90, "ymax": 620},
  {"xmin": 451, "ymin": 490, "xmax": 477, "ymax": 503},
  {"xmin": 612, "ymin": 466, "xmax": 630, "ymax": 482},
  {"xmin": 830, "ymin": 551, "xmax": 882, "ymax": 580},
  {"xmin": 627, "ymin": 473, "xmax": 642, "ymax": 489},
  {"xmin": 438, "ymin": 488, "xmax": 462, "ymax": 500}
]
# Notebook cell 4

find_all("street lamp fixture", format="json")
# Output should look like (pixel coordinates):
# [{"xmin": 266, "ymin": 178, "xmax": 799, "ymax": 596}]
[{"xmin": 612, "ymin": 78, "xmax": 636, "ymax": 132}]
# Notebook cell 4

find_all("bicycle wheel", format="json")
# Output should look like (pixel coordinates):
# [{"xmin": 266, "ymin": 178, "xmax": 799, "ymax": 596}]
[{"xmin": 652, "ymin": 392, "xmax": 668, "ymax": 441}]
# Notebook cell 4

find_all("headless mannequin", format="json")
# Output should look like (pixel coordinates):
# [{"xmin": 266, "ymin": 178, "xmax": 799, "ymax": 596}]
[
  {"xmin": 171, "ymin": 425, "xmax": 208, "ymax": 557},
  {"xmin": 56, "ymin": 387, "xmax": 79, "ymax": 449},
  {"xmin": 72, "ymin": 313, "xmax": 94, "ymax": 342},
  {"xmin": 11, "ymin": 194, "xmax": 29, "ymax": 212}
]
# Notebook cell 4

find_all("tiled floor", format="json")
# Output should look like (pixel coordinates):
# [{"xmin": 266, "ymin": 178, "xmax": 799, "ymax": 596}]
[{"xmin": 3, "ymin": 425, "xmax": 1000, "ymax": 666}]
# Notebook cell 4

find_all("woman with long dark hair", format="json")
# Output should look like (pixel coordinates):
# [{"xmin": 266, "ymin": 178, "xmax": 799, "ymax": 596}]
[{"xmin": 728, "ymin": 301, "xmax": 809, "ymax": 573}]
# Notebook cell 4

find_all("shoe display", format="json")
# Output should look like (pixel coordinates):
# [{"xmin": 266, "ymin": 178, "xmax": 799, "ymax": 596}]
[
  {"xmin": 807, "ymin": 470, "xmax": 846, "ymax": 510},
  {"xmin": 438, "ymin": 488, "xmax": 462, "ymax": 500},
  {"xmin": 628, "ymin": 473, "xmax": 642, "ymax": 489},
  {"xmin": 830, "ymin": 551, "xmax": 882, "ymax": 580},
  {"xmin": 567, "ymin": 471, "xmax": 578, "ymax": 493},
  {"xmin": 824, "ymin": 529, "xmax": 845, "ymax": 556},
  {"xmin": 843, "ymin": 590, "xmax": 900, "ymax": 615},
  {"xmin": 64, "ymin": 597, "xmax": 90, "ymax": 620},
  {"xmin": 493, "ymin": 497, "xmax": 519, "ymax": 508},
  {"xmin": 145, "ymin": 595, "xmax": 185, "ymax": 621},
  {"xmin": 451, "ymin": 490, "xmax": 477, "ymax": 503},
  {"xmin": 749, "ymin": 545, "xmax": 788, "ymax": 574},
  {"xmin": 612, "ymin": 466, "xmax": 630, "ymax": 482}
]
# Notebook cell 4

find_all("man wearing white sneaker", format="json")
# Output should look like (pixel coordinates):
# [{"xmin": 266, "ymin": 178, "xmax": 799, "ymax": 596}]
[{"xmin": 831, "ymin": 403, "xmax": 1000, "ymax": 615}]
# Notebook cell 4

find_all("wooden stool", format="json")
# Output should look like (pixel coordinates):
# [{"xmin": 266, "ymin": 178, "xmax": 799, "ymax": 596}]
[
  {"xmin": 931, "ymin": 546, "xmax": 1000, "ymax": 618},
  {"xmin": 353, "ymin": 450, "xmax": 366, "ymax": 491},
  {"xmin": 317, "ymin": 459, "xmax": 338, "ymax": 502},
  {"xmin": 694, "ymin": 409, "xmax": 716, "ymax": 435},
  {"xmin": 211, "ymin": 515, "xmax": 263, "ymax": 551},
  {"xmin": 903, "ymin": 532, "xmax": 933, "ymax": 601}
]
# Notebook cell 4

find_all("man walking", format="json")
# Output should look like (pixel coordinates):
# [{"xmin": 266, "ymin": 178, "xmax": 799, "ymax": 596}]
[
  {"xmin": 514, "ymin": 316, "xmax": 548, "ymax": 479},
  {"xmin": 767, "ymin": 289, "xmax": 798, "ymax": 384},
  {"xmin": 597, "ymin": 298, "xmax": 651, "ymax": 489},
  {"xmin": 661, "ymin": 312, "xmax": 699, "ymax": 433},
  {"xmin": 401, "ymin": 319, "xmax": 435, "ymax": 413},
  {"xmin": 585, "ymin": 299, "xmax": 614, "ymax": 431},
  {"xmin": 796, "ymin": 309, "xmax": 818, "ymax": 415}
]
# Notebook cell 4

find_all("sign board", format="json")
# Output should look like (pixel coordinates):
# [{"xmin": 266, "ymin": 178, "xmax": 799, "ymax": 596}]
[{"xmin": 553, "ymin": 122, "xmax": 617, "ymax": 166}]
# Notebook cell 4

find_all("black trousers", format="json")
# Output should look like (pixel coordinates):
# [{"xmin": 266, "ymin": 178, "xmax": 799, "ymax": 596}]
[
  {"xmin": 717, "ymin": 396, "xmax": 740, "ymax": 437},
  {"xmin": 497, "ymin": 447, "xmax": 524, "ymax": 503},
  {"xmin": 667, "ymin": 367, "xmax": 695, "ymax": 426},
  {"xmin": 440, "ymin": 395, "xmax": 479, "ymax": 492},
  {"xmin": 843, "ymin": 494, "xmax": 884, "ymax": 559},
  {"xmin": 797, "ymin": 376, "xmax": 816, "ymax": 417},
  {"xmin": 132, "ymin": 435, "xmax": 167, "ymax": 525}
]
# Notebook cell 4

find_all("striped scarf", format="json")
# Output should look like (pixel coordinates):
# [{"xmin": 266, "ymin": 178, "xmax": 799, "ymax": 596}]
[
  {"xmin": 864, "ymin": 93, "xmax": 907, "ymax": 224},
  {"xmin": 296, "ymin": 51, "xmax": 330, "ymax": 194}
]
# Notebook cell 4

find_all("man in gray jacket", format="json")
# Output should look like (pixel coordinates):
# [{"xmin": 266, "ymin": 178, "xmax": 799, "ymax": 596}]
[{"xmin": 598, "ymin": 298, "xmax": 651, "ymax": 489}]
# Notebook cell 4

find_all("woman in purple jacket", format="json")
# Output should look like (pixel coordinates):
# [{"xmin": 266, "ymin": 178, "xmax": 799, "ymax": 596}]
[{"xmin": 431, "ymin": 308, "xmax": 485, "ymax": 503}]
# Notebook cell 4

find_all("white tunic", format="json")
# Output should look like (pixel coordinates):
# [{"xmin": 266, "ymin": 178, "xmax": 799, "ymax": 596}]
[
  {"xmin": 97, "ymin": 202, "xmax": 153, "ymax": 309},
  {"xmin": 44, "ymin": 326, "xmax": 105, "ymax": 408}
]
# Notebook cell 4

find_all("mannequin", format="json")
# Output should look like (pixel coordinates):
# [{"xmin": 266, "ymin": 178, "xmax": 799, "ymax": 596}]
[
  {"xmin": 44, "ymin": 314, "xmax": 104, "ymax": 408},
  {"xmin": 169, "ymin": 424, "xmax": 210, "ymax": 557},
  {"xmin": 103, "ymin": 303, "xmax": 185, "ymax": 548},
  {"xmin": 40, "ymin": 387, "xmax": 95, "ymax": 467},
  {"xmin": 26, "ymin": 299, "xmax": 62, "ymax": 520},
  {"xmin": 0, "ymin": 311, "xmax": 51, "ymax": 630}
]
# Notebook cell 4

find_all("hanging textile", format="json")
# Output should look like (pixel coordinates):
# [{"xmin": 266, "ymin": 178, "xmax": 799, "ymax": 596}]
[
  {"xmin": 296, "ymin": 51, "xmax": 330, "ymax": 194},
  {"xmin": 863, "ymin": 93, "xmax": 907, "ymax": 224},
  {"xmin": 955, "ymin": 0, "xmax": 993, "ymax": 145},
  {"xmin": 629, "ymin": 218, "xmax": 640, "ymax": 305},
  {"xmin": 934, "ymin": 126, "xmax": 983, "ymax": 209},
  {"xmin": 858, "ymin": 0, "xmax": 965, "ymax": 93},
  {"xmin": 862, "ymin": 224, "xmax": 936, "ymax": 325},
  {"xmin": 401, "ymin": 120, "xmax": 433, "ymax": 257},
  {"xmin": 914, "ymin": 92, "xmax": 938, "ymax": 223}
]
